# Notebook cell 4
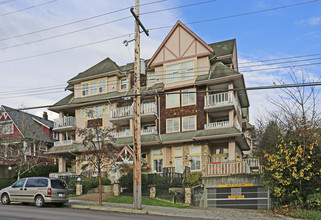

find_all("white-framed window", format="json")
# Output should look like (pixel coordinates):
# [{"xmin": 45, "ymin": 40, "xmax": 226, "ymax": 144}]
[
  {"xmin": 82, "ymin": 83, "xmax": 89, "ymax": 96},
  {"xmin": 120, "ymin": 78, "xmax": 127, "ymax": 90},
  {"xmin": 0, "ymin": 123, "xmax": 13, "ymax": 134},
  {"xmin": 152, "ymin": 149, "xmax": 163, "ymax": 157},
  {"xmin": 153, "ymin": 159, "xmax": 163, "ymax": 173},
  {"xmin": 87, "ymin": 106, "xmax": 94, "ymax": 119},
  {"xmin": 81, "ymin": 108, "xmax": 86, "ymax": 118},
  {"xmin": 182, "ymin": 89, "xmax": 196, "ymax": 106},
  {"xmin": 99, "ymin": 79, "xmax": 106, "ymax": 93},
  {"xmin": 148, "ymin": 72, "xmax": 155, "ymax": 85},
  {"xmin": 182, "ymin": 116, "xmax": 196, "ymax": 131},
  {"xmin": 190, "ymin": 146, "xmax": 201, "ymax": 154},
  {"xmin": 166, "ymin": 63, "xmax": 179, "ymax": 83},
  {"xmin": 166, "ymin": 61, "xmax": 195, "ymax": 83},
  {"xmin": 95, "ymin": 105, "xmax": 103, "ymax": 118},
  {"xmin": 181, "ymin": 61, "xmax": 194, "ymax": 81},
  {"xmin": 90, "ymin": 81, "xmax": 98, "ymax": 95},
  {"xmin": 104, "ymin": 104, "xmax": 109, "ymax": 115},
  {"xmin": 166, "ymin": 93, "xmax": 180, "ymax": 108},
  {"xmin": 191, "ymin": 155, "xmax": 201, "ymax": 171},
  {"xmin": 166, "ymin": 118, "xmax": 180, "ymax": 133},
  {"xmin": 174, "ymin": 147, "xmax": 182, "ymax": 156}
]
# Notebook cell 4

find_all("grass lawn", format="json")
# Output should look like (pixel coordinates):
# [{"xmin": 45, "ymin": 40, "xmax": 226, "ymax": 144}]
[
  {"xmin": 274, "ymin": 208, "xmax": 321, "ymax": 220},
  {"xmin": 103, "ymin": 196, "xmax": 188, "ymax": 208}
]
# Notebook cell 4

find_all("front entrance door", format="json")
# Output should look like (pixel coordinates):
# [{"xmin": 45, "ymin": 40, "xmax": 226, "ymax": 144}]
[{"xmin": 175, "ymin": 157, "xmax": 182, "ymax": 173}]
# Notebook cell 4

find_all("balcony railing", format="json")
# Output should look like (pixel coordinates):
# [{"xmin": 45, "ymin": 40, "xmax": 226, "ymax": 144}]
[
  {"xmin": 141, "ymin": 102, "xmax": 157, "ymax": 115},
  {"xmin": 244, "ymin": 158, "xmax": 260, "ymax": 168},
  {"xmin": 141, "ymin": 127, "xmax": 156, "ymax": 135},
  {"xmin": 110, "ymin": 105, "xmax": 133, "ymax": 119},
  {"xmin": 204, "ymin": 121, "xmax": 233, "ymax": 129},
  {"xmin": 114, "ymin": 130, "xmax": 131, "ymax": 138},
  {"xmin": 54, "ymin": 140, "xmax": 74, "ymax": 147},
  {"xmin": 54, "ymin": 116, "xmax": 76, "ymax": 129},
  {"xmin": 204, "ymin": 92, "xmax": 235, "ymax": 108},
  {"xmin": 206, "ymin": 161, "xmax": 250, "ymax": 176}
]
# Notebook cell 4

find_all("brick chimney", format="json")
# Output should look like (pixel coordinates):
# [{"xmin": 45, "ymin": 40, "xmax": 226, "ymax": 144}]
[{"xmin": 43, "ymin": 112, "xmax": 48, "ymax": 120}]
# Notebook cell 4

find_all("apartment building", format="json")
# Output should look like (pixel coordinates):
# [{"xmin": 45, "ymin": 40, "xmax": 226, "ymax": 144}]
[{"xmin": 48, "ymin": 21, "xmax": 251, "ymax": 178}]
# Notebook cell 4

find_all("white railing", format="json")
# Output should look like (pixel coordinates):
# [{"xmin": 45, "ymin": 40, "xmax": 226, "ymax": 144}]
[
  {"xmin": 110, "ymin": 105, "xmax": 133, "ymax": 119},
  {"xmin": 141, "ymin": 102, "xmax": 157, "ymax": 115},
  {"xmin": 54, "ymin": 140, "xmax": 73, "ymax": 147},
  {"xmin": 206, "ymin": 161, "xmax": 250, "ymax": 176},
  {"xmin": 114, "ymin": 130, "xmax": 131, "ymax": 138},
  {"xmin": 141, "ymin": 127, "xmax": 156, "ymax": 135},
  {"xmin": 54, "ymin": 116, "xmax": 76, "ymax": 129},
  {"xmin": 204, "ymin": 92, "xmax": 235, "ymax": 108},
  {"xmin": 244, "ymin": 158, "xmax": 260, "ymax": 168},
  {"xmin": 204, "ymin": 121, "xmax": 233, "ymax": 129}
]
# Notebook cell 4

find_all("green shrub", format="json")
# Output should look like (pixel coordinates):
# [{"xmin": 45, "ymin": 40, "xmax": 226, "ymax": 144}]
[
  {"xmin": 21, "ymin": 165, "xmax": 58, "ymax": 178},
  {"xmin": 119, "ymin": 171, "xmax": 148, "ymax": 193},
  {"xmin": 0, "ymin": 179, "xmax": 16, "ymax": 190},
  {"xmin": 307, "ymin": 193, "xmax": 321, "ymax": 210},
  {"xmin": 184, "ymin": 172, "xmax": 202, "ymax": 187},
  {"xmin": 68, "ymin": 177, "xmax": 111, "ymax": 194}
]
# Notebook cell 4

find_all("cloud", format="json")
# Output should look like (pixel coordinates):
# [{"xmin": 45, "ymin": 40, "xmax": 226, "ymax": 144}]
[{"xmin": 297, "ymin": 16, "xmax": 321, "ymax": 26}]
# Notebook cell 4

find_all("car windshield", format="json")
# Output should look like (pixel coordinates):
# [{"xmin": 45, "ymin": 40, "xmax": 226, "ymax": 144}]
[{"xmin": 51, "ymin": 179, "xmax": 66, "ymax": 189}]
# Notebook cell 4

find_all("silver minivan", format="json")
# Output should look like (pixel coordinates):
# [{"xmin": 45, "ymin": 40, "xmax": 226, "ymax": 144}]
[{"xmin": 0, "ymin": 177, "xmax": 69, "ymax": 207}]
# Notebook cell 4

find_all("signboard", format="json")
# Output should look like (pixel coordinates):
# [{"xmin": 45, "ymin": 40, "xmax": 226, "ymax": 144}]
[{"xmin": 218, "ymin": 183, "xmax": 253, "ymax": 188}]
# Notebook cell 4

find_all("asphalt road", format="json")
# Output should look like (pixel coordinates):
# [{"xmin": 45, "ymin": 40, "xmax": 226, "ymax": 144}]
[{"xmin": 0, "ymin": 203, "xmax": 189, "ymax": 220}]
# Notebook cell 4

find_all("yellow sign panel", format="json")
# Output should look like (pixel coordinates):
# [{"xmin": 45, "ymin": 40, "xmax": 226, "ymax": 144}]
[
  {"xmin": 228, "ymin": 195, "xmax": 245, "ymax": 199},
  {"xmin": 218, "ymin": 183, "xmax": 253, "ymax": 188}
]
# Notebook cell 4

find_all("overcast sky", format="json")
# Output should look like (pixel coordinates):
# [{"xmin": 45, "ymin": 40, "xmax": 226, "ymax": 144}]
[{"xmin": 1, "ymin": 0, "xmax": 321, "ymax": 123}]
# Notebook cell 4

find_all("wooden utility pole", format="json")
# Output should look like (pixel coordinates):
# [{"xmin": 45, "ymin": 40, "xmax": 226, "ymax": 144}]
[
  {"xmin": 133, "ymin": 0, "xmax": 142, "ymax": 210},
  {"xmin": 131, "ymin": 0, "xmax": 149, "ymax": 210}
]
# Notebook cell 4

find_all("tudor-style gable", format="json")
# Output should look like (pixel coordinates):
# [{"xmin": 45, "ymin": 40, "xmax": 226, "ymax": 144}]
[{"xmin": 148, "ymin": 20, "xmax": 213, "ymax": 67}]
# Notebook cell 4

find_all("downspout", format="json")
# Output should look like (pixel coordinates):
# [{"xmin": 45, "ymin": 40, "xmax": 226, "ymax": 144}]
[{"xmin": 157, "ymin": 92, "xmax": 163, "ymax": 143}]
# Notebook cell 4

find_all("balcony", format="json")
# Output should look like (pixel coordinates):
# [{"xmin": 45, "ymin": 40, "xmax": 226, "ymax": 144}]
[
  {"xmin": 204, "ymin": 92, "xmax": 235, "ymax": 112},
  {"xmin": 54, "ymin": 140, "xmax": 74, "ymax": 147},
  {"xmin": 205, "ymin": 120, "xmax": 242, "ymax": 131},
  {"xmin": 141, "ymin": 102, "xmax": 157, "ymax": 123},
  {"xmin": 114, "ymin": 130, "xmax": 131, "ymax": 138},
  {"xmin": 206, "ymin": 161, "xmax": 250, "ymax": 176},
  {"xmin": 53, "ymin": 116, "xmax": 76, "ymax": 131},
  {"xmin": 141, "ymin": 127, "xmax": 157, "ymax": 135},
  {"xmin": 110, "ymin": 105, "xmax": 133, "ymax": 125}
]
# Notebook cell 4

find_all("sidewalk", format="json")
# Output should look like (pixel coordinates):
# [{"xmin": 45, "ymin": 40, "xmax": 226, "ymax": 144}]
[{"xmin": 68, "ymin": 197, "xmax": 297, "ymax": 220}]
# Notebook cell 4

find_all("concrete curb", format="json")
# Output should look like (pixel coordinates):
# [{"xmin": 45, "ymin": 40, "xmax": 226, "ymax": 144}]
[{"xmin": 70, "ymin": 204, "xmax": 149, "ymax": 215}]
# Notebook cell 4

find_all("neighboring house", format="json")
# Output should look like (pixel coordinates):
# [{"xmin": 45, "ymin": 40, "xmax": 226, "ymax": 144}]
[
  {"xmin": 47, "ymin": 20, "xmax": 253, "ymax": 178},
  {"xmin": 0, "ymin": 105, "xmax": 55, "ymax": 178}
]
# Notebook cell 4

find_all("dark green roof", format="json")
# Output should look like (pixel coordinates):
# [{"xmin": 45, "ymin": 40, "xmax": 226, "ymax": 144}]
[
  {"xmin": 208, "ymin": 39, "xmax": 236, "ymax": 58},
  {"xmin": 52, "ymin": 93, "xmax": 74, "ymax": 106},
  {"xmin": 210, "ymin": 62, "xmax": 240, "ymax": 79},
  {"xmin": 68, "ymin": 58, "xmax": 122, "ymax": 82}
]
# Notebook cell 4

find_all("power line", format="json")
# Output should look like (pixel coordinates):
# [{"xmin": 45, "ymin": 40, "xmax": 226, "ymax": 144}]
[
  {"xmin": 239, "ymin": 57, "xmax": 321, "ymax": 69},
  {"xmin": 0, "ymin": 0, "xmax": 217, "ymax": 50},
  {"xmin": 0, "ymin": 0, "xmax": 58, "ymax": 17},
  {"xmin": 239, "ymin": 53, "xmax": 321, "ymax": 64},
  {"xmin": 241, "ymin": 62, "xmax": 321, "ymax": 72},
  {"xmin": 1, "ymin": 60, "xmax": 321, "ymax": 97},
  {"xmin": 0, "ymin": 0, "xmax": 168, "ymax": 42},
  {"xmin": 148, "ymin": 0, "xmax": 319, "ymax": 31},
  {"xmin": 3, "ymin": 81, "xmax": 321, "ymax": 111},
  {"xmin": 0, "ymin": 0, "xmax": 317, "ymax": 62},
  {"xmin": 0, "ymin": 33, "xmax": 133, "ymax": 63}
]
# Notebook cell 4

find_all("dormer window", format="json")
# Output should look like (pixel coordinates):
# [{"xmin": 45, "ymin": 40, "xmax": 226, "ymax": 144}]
[
  {"xmin": 121, "ymin": 78, "xmax": 127, "ymax": 90},
  {"xmin": 90, "ymin": 81, "xmax": 98, "ymax": 95}
]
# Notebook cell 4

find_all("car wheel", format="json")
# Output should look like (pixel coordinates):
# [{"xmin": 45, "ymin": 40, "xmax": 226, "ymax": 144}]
[
  {"xmin": 35, "ymin": 195, "xmax": 45, "ymax": 208},
  {"xmin": 1, "ymin": 194, "xmax": 10, "ymax": 205},
  {"xmin": 55, "ymin": 203, "xmax": 64, "ymax": 207}
]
